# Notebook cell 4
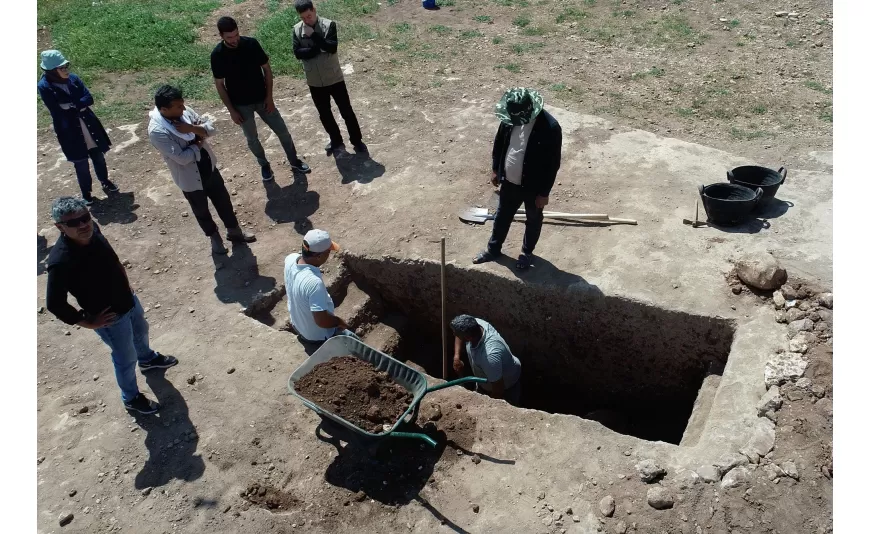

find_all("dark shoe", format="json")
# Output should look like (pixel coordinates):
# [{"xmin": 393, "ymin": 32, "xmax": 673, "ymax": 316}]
[
  {"xmin": 290, "ymin": 159, "xmax": 311, "ymax": 174},
  {"xmin": 516, "ymin": 253, "xmax": 533, "ymax": 270},
  {"xmin": 124, "ymin": 393, "xmax": 159, "ymax": 414},
  {"xmin": 325, "ymin": 141, "xmax": 345, "ymax": 155},
  {"xmin": 139, "ymin": 353, "xmax": 179, "ymax": 372},
  {"xmin": 226, "ymin": 227, "xmax": 256, "ymax": 243},
  {"xmin": 83, "ymin": 194, "xmax": 95, "ymax": 206},
  {"xmin": 472, "ymin": 250, "xmax": 500, "ymax": 264},
  {"xmin": 352, "ymin": 142, "xmax": 368, "ymax": 153},
  {"xmin": 210, "ymin": 234, "xmax": 228, "ymax": 254},
  {"xmin": 261, "ymin": 164, "xmax": 274, "ymax": 182},
  {"xmin": 101, "ymin": 180, "xmax": 119, "ymax": 193}
]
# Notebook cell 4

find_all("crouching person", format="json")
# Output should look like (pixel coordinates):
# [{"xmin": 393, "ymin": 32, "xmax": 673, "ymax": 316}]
[{"xmin": 450, "ymin": 314, "xmax": 522, "ymax": 405}]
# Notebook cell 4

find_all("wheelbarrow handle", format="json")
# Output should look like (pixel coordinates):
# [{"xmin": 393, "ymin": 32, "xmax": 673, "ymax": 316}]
[
  {"xmin": 389, "ymin": 431, "xmax": 438, "ymax": 448},
  {"xmin": 425, "ymin": 376, "xmax": 487, "ymax": 394}
]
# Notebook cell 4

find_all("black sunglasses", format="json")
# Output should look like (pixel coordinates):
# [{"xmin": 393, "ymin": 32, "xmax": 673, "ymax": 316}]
[{"xmin": 62, "ymin": 212, "xmax": 92, "ymax": 228}]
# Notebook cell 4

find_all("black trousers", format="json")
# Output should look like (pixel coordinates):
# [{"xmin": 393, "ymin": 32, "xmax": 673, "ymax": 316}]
[
  {"xmin": 487, "ymin": 181, "xmax": 544, "ymax": 256},
  {"xmin": 182, "ymin": 169, "xmax": 239, "ymax": 237},
  {"xmin": 308, "ymin": 81, "xmax": 362, "ymax": 146}
]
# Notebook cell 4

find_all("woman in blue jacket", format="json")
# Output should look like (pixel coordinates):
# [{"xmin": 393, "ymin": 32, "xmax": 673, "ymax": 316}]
[{"xmin": 37, "ymin": 50, "xmax": 117, "ymax": 205}]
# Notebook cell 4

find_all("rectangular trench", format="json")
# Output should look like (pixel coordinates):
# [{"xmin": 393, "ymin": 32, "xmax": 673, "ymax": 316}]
[{"xmin": 338, "ymin": 255, "xmax": 736, "ymax": 445}]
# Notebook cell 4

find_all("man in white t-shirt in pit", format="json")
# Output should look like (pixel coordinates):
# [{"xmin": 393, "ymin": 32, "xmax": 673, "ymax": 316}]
[
  {"xmin": 450, "ymin": 314, "xmax": 522, "ymax": 406},
  {"xmin": 284, "ymin": 229, "xmax": 358, "ymax": 347}
]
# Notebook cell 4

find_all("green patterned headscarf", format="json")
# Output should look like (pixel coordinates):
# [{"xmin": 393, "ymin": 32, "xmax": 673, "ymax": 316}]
[{"xmin": 495, "ymin": 87, "xmax": 544, "ymax": 125}]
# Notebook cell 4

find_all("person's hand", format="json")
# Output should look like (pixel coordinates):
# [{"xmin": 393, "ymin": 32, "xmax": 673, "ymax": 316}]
[
  {"xmin": 453, "ymin": 357, "xmax": 464, "ymax": 374},
  {"xmin": 82, "ymin": 307, "xmax": 117, "ymax": 329},
  {"xmin": 229, "ymin": 108, "xmax": 244, "ymax": 125},
  {"xmin": 174, "ymin": 121, "xmax": 195, "ymax": 134},
  {"xmin": 303, "ymin": 25, "xmax": 314, "ymax": 37},
  {"xmin": 264, "ymin": 99, "xmax": 276, "ymax": 114},
  {"xmin": 535, "ymin": 195, "xmax": 549, "ymax": 209},
  {"xmin": 490, "ymin": 171, "xmax": 499, "ymax": 187},
  {"xmin": 194, "ymin": 137, "xmax": 205, "ymax": 147}
]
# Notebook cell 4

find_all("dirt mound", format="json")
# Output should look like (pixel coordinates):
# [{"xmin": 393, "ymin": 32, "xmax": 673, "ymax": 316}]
[
  {"xmin": 295, "ymin": 355, "xmax": 413, "ymax": 433},
  {"xmin": 241, "ymin": 483, "xmax": 298, "ymax": 511}
]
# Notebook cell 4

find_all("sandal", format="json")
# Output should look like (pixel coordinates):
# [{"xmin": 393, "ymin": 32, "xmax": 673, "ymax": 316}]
[
  {"xmin": 516, "ymin": 253, "xmax": 533, "ymax": 270},
  {"xmin": 472, "ymin": 250, "xmax": 498, "ymax": 264}
]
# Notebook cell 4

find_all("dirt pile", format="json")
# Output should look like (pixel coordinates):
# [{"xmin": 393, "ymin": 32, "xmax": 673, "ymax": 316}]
[
  {"xmin": 240, "ymin": 483, "xmax": 298, "ymax": 511},
  {"xmin": 295, "ymin": 355, "xmax": 413, "ymax": 433}
]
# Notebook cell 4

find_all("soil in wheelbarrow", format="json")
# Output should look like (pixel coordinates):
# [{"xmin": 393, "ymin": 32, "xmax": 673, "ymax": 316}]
[{"xmin": 295, "ymin": 355, "xmax": 413, "ymax": 433}]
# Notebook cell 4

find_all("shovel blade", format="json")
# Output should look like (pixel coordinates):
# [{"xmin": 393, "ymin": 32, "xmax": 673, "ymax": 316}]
[{"xmin": 458, "ymin": 207, "xmax": 491, "ymax": 224}]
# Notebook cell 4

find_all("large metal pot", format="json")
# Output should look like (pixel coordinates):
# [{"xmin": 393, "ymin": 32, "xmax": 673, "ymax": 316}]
[
  {"xmin": 727, "ymin": 165, "xmax": 787, "ymax": 202},
  {"xmin": 698, "ymin": 183, "xmax": 764, "ymax": 226}
]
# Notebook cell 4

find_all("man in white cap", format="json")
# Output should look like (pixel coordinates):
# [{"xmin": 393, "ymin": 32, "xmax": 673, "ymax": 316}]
[{"xmin": 284, "ymin": 229, "xmax": 358, "ymax": 346}]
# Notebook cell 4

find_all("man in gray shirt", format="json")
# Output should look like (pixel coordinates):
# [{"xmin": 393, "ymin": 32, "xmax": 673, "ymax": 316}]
[{"xmin": 450, "ymin": 314, "xmax": 522, "ymax": 405}]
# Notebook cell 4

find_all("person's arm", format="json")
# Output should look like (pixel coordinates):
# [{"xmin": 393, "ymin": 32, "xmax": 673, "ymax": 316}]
[
  {"xmin": 293, "ymin": 28, "xmax": 320, "ymax": 60},
  {"xmin": 537, "ymin": 121, "xmax": 562, "ymax": 198},
  {"xmin": 262, "ymin": 62, "xmax": 276, "ymax": 113},
  {"xmin": 308, "ymin": 283, "xmax": 348, "ymax": 330},
  {"xmin": 491, "ymin": 123, "xmax": 507, "ymax": 180},
  {"xmin": 213, "ymin": 79, "xmax": 243, "ymax": 125},
  {"xmin": 489, "ymin": 378, "xmax": 506, "ymax": 399},
  {"xmin": 480, "ymin": 342, "xmax": 507, "ymax": 398},
  {"xmin": 312, "ymin": 21, "xmax": 338, "ymax": 54},
  {"xmin": 46, "ymin": 265, "xmax": 116, "ymax": 328},
  {"xmin": 312, "ymin": 310, "xmax": 349, "ymax": 330},
  {"xmin": 73, "ymin": 75, "xmax": 95, "ymax": 109},
  {"xmin": 37, "ymin": 83, "xmax": 65, "ymax": 122},
  {"xmin": 149, "ymin": 130, "xmax": 201, "ymax": 165},
  {"xmin": 177, "ymin": 107, "xmax": 216, "ymax": 138},
  {"xmin": 453, "ymin": 336, "xmax": 465, "ymax": 374}
]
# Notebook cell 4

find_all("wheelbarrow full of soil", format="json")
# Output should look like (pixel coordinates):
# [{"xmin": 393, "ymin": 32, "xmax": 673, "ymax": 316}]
[{"xmin": 288, "ymin": 336, "xmax": 485, "ymax": 454}]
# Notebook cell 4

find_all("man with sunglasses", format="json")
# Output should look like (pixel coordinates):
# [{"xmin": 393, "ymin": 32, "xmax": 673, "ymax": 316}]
[{"xmin": 45, "ymin": 197, "xmax": 178, "ymax": 414}]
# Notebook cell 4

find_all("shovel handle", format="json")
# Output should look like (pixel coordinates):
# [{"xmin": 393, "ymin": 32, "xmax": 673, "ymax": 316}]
[{"xmin": 517, "ymin": 209, "xmax": 609, "ymax": 220}]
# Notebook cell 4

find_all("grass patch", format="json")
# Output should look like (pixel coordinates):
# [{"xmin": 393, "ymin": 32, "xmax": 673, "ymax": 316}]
[
  {"xmin": 819, "ymin": 102, "xmax": 833, "ymax": 122},
  {"xmin": 786, "ymin": 40, "xmax": 799, "ymax": 48},
  {"xmin": 267, "ymin": 0, "xmax": 282, "ymax": 11},
  {"xmin": 583, "ymin": 0, "xmax": 596, "ymax": 5},
  {"xmin": 613, "ymin": 9, "xmax": 635, "ymax": 17},
  {"xmin": 459, "ymin": 29, "xmax": 484, "ymax": 39},
  {"xmin": 642, "ymin": 15, "xmax": 704, "ymax": 46},
  {"xmin": 492, "ymin": 36, "xmax": 504, "ymax": 44},
  {"xmin": 550, "ymin": 83, "xmax": 567, "ymax": 91},
  {"xmin": 728, "ymin": 19, "xmax": 740, "ymax": 28},
  {"xmin": 513, "ymin": 15, "xmax": 531, "ymax": 28},
  {"xmin": 631, "ymin": 66, "xmax": 665, "ymax": 79},
  {"xmin": 430, "ymin": 79, "xmax": 443, "ymax": 88},
  {"xmin": 379, "ymin": 73, "xmax": 400, "ymax": 87},
  {"xmin": 492, "ymin": 0, "xmax": 529, "ymax": 6},
  {"xmin": 155, "ymin": 72, "xmax": 220, "ymax": 102},
  {"xmin": 436, "ymin": 0, "xmax": 455, "ymax": 6},
  {"xmin": 429, "ymin": 25, "xmax": 452, "ymax": 35},
  {"xmin": 676, "ymin": 107, "xmax": 695, "ymax": 117},
  {"xmin": 751, "ymin": 105, "xmax": 767, "ymax": 115},
  {"xmin": 392, "ymin": 22, "xmax": 412, "ymax": 34},
  {"xmin": 730, "ymin": 127, "xmax": 768, "ymax": 140},
  {"xmin": 496, "ymin": 63, "xmax": 522, "ymax": 73},
  {"xmin": 475, "ymin": 15, "xmax": 493, "ymax": 23},
  {"xmin": 803, "ymin": 80, "xmax": 832, "ymax": 94},
  {"xmin": 522, "ymin": 27, "xmax": 547, "ymax": 36},
  {"xmin": 510, "ymin": 42, "xmax": 545, "ymax": 54},
  {"xmin": 556, "ymin": 8, "xmax": 590, "ymax": 24}
]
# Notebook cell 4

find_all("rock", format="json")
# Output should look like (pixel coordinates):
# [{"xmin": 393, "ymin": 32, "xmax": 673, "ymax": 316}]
[
  {"xmin": 635, "ymin": 459, "xmax": 667, "ymax": 483},
  {"xmin": 735, "ymin": 253, "xmax": 787, "ymax": 290},
  {"xmin": 59, "ymin": 512, "xmax": 74, "ymax": 526},
  {"xmin": 38, "ymin": 306, "xmax": 45, "ymax": 314},
  {"xmin": 814, "ymin": 321, "xmax": 830, "ymax": 333},
  {"xmin": 697, "ymin": 464, "xmax": 721, "ymax": 483},
  {"xmin": 774, "ymin": 311, "xmax": 788, "ymax": 324},
  {"xmin": 646, "ymin": 486, "xmax": 674, "ymax": 509},
  {"xmin": 572, "ymin": 515, "xmax": 581, "ymax": 523},
  {"xmin": 742, "ymin": 417, "xmax": 776, "ymax": 458},
  {"xmin": 68, "ymin": 489, "xmax": 77, "ymax": 497},
  {"xmin": 763, "ymin": 463, "xmax": 785, "ymax": 480},
  {"xmin": 64, "ymin": 330, "xmax": 71, "ymax": 336},
  {"xmin": 615, "ymin": 521, "xmax": 628, "ymax": 534},
  {"xmin": 765, "ymin": 352, "xmax": 808, "ymax": 387},
  {"xmin": 181, "ymin": 212, "xmax": 189, "ymax": 217},
  {"xmin": 715, "ymin": 452, "xmax": 749, "ymax": 473},
  {"xmin": 142, "ymin": 487, "xmax": 152, "ymax": 496},
  {"xmin": 187, "ymin": 375, "xmax": 196, "ymax": 385},
  {"xmin": 781, "ymin": 461, "xmax": 800, "ymax": 480},
  {"xmin": 731, "ymin": 286, "xmax": 742, "ymax": 295},
  {"xmin": 821, "ymin": 466, "xmax": 832, "ymax": 479},
  {"xmin": 785, "ymin": 308, "xmax": 807, "ymax": 323},
  {"xmin": 188, "ymin": 308, "xmax": 195, "ymax": 313},
  {"xmin": 757, "ymin": 385, "xmax": 783, "ymax": 416},
  {"xmin": 227, "ymin": 367, "xmax": 236, "ymax": 374},
  {"xmin": 799, "ymin": 300, "xmax": 812, "ymax": 312},
  {"xmin": 471, "ymin": 454, "xmax": 481, "ymax": 465},
  {"xmin": 672, "ymin": 470, "xmax": 699, "ymax": 490},
  {"xmin": 787, "ymin": 319, "xmax": 814, "ymax": 337},
  {"xmin": 780, "ymin": 284, "xmax": 798, "ymax": 300},
  {"xmin": 720, "ymin": 467, "xmax": 751, "ymax": 490},
  {"xmin": 795, "ymin": 377, "xmax": 812, "ymax": 390},
  {"xmin": 775, "ymin": 11, "xmax": 788, "ymax": 17},
  {"xmin": 772, "ymin": 291, "xmax": 786, "ymax": 309},
  {"xmin": 92, "ymin": 374, "xmax": 99, "ymax": 381},
  {"xmin": 599, "ymin": 495, "xmax": 615, "ymax": 517},
  {"xmin": 472, "ymin": 504, "xmax": 480, "ymax": 513},
  {"xmin": 817, "ymin": 293, "xmax": 833, "ymax": 309},
  {"xmin": 817, "ymin": 308, "xmax": 833, "ymax": 324},
  {"xmin": 808, "ymin": 311, "xmax": 820, "ymax": 322},
  {"xmin": 78, "ymin": 406, "xmax": 89, "ymax": 414},
  {"xmin": 811, "ymin": 384, "xmax": 826, "ymax": 398}
]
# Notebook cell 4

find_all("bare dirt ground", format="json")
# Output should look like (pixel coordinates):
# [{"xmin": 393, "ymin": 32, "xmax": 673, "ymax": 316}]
[{"xmin": 36, "ymin": 1, "xmax": 832, "ymax": 533}]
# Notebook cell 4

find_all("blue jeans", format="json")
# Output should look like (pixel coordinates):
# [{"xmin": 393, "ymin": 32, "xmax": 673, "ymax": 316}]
[
  {"xmin": 236, "ymin": 101, "xmax": 299, "ymax": 167},
  {"xmin": 94, "ymin": 295, "xmax": 158, "ymax": 402},
  {"xmin": 72, "ymin": 148, "xmax": 110, "ymax": 197}
]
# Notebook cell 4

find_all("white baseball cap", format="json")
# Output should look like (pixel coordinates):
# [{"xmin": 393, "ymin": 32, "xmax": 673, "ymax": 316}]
[{"xmin": 302, "ymin": 229, "xmax": 340, "ymax": 254}]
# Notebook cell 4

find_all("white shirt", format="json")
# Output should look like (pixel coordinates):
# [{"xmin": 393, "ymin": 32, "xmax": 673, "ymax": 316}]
[
  {"xmin": 503, "ymin": 116, "xmax": 537, "ymax": 185},
  {"xmin": 284, "ymin": 253, "xmax": 335, "ymax": 341}
]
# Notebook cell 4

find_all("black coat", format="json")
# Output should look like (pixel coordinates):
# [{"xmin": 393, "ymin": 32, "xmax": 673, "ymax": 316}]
[{"xmin": 491, "ymin": 109, "xmax": 562, "ymax": 197}]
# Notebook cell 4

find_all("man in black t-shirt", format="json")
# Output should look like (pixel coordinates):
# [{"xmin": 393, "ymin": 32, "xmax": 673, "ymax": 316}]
[
  {"xmin": 45, "ymin": 196, "xmax": 179, "ymax": 415},
  {"xmin": 210, "ymin": 16, "xmax": 310, "ymax": 182}
]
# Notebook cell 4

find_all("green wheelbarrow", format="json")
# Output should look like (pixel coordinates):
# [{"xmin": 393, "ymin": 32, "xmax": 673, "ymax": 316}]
[{"xmin": 288, "ymin": 335, "xmax": 485, "ymax": 454}]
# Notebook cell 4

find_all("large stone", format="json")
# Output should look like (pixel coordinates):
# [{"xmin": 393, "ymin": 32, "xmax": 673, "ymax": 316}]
[
  {"xmin": 672, "ymin": 470, "xmax": 699, "ymax": 490},
  {"xmin": 788, "ymin": 331, "xmax": 814, "ymax": 354},
  {"xmin": 756, "ymin": 385, "xmax": 783, "ymax": 416},
  {"xmin": 741, "ymin": 417, "xmax": 776, "ymax": 458},
  {"xmin": 598, "ymin": 495, "xmax": 615, "ymax": 517},
  {"xmin": 772, "ymin": 291, "xmax": 786, "ymax": 309},
  {"xmin": 817, "ymin": 292, "xmax": 833, "ymax": 309},
  {"xmin": 715, "ymin": 453, "xmax": 749, "ymax": 475},
  {"xmin": 720, "ymin": 466, "xmax": 751, "ymax": 490},
  {"xmin": 635, "ymin": 459, "xmax": 667, "ymax": 483},
  {"xmin": 646, "ymin": 486, "xmax": 674, "ymax": 510},
  {"xmin": 735, "ymin": 253, "xmax": 787, "ymax": 290},
  {"xmin": 697, "ymin": 464, "xmax": 721, "ymax": 483},
  {"xmin": 764, "ymin": 352, "xmax": 808, "ymax": 387},
  {"xmin": 781, "ymin": 461, "xmax": 800, "ymax": 480},
  {"xmin": 787, "ymin": 319, "xmax": 815, "ymax": 337},
  {"xmin": 785, "ymin": 308, "xmax": 807, "ymax": 323},
  {"xmin": 774, "ymin": 311, "xmax": 788, "ymax": 324},
  {"xmin": 817, "ymin": 308, "xmax": 833, "ymax": 324},
  {"xmin": 780, "ymin": 284, "xmax": 798, "ymax": 300}
]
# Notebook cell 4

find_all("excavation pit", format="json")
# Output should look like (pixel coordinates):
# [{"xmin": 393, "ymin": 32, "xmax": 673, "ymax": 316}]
[{"xmin": 262, "ymin": 254, "xmax": 737, "ymax": 445}]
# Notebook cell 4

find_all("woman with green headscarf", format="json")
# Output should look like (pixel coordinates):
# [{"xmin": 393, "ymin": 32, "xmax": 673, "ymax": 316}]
[{"xmin": 473, "ymin": 88, "xmax": 562, "ymax": 270}]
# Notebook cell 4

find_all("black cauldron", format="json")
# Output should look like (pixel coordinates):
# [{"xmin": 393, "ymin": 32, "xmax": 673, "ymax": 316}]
[
  {"xmin": 698, "ymin": 183, "xmax": 764, "ymax": 226},
  {"xmin": 727, "ymin": 165, "xmax": 787, "ymax": 201}
]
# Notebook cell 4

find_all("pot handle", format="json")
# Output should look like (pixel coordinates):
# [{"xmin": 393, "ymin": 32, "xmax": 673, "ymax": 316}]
[
  {"xmin": 727, "ymin": 170, "xmax": 735, "ymax": 182},
  {"xmin": 698, "ymin": 184, "xmax": 705, "ymax": 197},
  {"xmin": 755, "ymin": 187, "xmax": 764, "ymax": 207},
  {"xmin": 778, "ymin": 166, "xmax": 788, "ymax": 183}
]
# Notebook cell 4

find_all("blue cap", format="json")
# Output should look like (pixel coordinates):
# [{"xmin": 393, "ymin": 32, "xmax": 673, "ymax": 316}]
[{"xmin": 40, "ymin": 50, "xmax": 70, "ymax": 71}]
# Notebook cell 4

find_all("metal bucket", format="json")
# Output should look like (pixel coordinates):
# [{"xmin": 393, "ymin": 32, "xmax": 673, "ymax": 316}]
[
  {"xmin": 698, "ymin": 183, "xmax": 764, "ymax": 226},
  {"xmin": 727, "ymin": 165, "xmax": 787, "ymax": 201}
]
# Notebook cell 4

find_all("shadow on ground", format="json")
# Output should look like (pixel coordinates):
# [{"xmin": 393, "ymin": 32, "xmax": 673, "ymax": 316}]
[
  {"xmin": 493, "ymin": 252, "xmax": 605, "ymax": 293},
  {"xmin": 133, "ymin": 367, "xmax": 204, "ymax": 489},
  {"xmin": 37, "ymin": 234, "xmax": 51, "ymax": 276},
  {"xmin": 334, "ymin": 151, "xmax": 385, "ymax": 185},
  {"xmin": 263, "ymin": 176, "xmax": 319, "ymax": 235},
  {"xmin": 91, "ymin": 191, "xmax": 139, "ymax": 225},
  {"xmin": 213, "ymin": 242, "xmax": 277, "ymax": 309}
]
